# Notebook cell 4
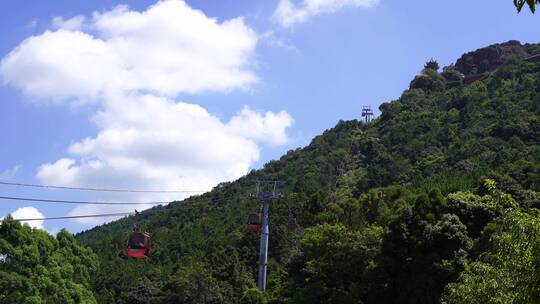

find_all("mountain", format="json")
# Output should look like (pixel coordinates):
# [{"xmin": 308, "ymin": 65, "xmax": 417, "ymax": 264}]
[{"xmin": 73, "ymin": 40, "xmax": 540, "ymax": 304}]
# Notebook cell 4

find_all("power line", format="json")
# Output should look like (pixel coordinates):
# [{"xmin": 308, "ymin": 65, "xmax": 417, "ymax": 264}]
[
  {"xmin": 0, "ymin": 196, "xmax": 168, "ymax": 205},
  {"xmin": 10, "ymin": 212, "xmax": 133, "ymax": 222},
  {"xmin": 5, "ymin": 192, "xmax": 232, "ymax": 222},
  {"xmin": 0, "ymin": 189, "xmax": 254, "ymax": 223},
  {"xmin": 0, "ymin": 181, "xmax": 207, "ymax": 193}
]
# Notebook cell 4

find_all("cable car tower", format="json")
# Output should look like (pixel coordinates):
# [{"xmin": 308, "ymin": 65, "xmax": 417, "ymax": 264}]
[
  {"xmin": 250, "ymin": 180, "xmax": 283, "ymax": 291},
  {"xmin": 361, "ymin": 106, "xmax": 374, "ymax": 123}
]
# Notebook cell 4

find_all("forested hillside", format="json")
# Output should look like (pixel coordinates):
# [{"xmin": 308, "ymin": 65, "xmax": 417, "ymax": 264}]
[
  {"xmin": 75, "ymin": 40, "xmax": 540, "ymax": 303},
  {"xmin": 0, "ymin": 217, "xmax": 98, "ymax": 303}
]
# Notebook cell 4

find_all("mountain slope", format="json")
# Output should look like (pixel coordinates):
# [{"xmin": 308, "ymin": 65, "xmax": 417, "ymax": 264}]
[{"xmin": 77, "ymin": 40, "xmax": 540, "ymax": 304}]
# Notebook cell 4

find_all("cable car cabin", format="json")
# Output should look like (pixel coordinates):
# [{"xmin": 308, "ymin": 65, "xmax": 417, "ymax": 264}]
[
  {"xmin": 246, "ymin": 213, "xmax": 262, "ymax": 233},
  {"xmin": 126, "ymin": 231, "xmax": 151, "ymax": 259},
  {"xmin": 287, "ymin": 217, "xmax": 298, "ymax": 231}
]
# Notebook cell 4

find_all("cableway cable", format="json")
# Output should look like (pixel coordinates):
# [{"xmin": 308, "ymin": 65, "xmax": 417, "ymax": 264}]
[
  {"xmin": 9, "ymin": 212, "xmax": 133, "ymax": 222},
  {"xmin": 0, "ymin": 195, "xmax": 167, "ymax": 205},
  {"xmin": 0, "ymin": 181, "xmax": 207, "ymax": 193},
  {"xmin": 0, "ymin": 190, "xmax": 256, "ymax": 222}
]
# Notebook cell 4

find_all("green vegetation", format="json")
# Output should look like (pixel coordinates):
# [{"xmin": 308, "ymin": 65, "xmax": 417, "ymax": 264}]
[
  {"xmin": 0, "ymin": 217, "xmax": 98, "ymax": 303},
  {"xmin": 515, "ymin": 0, "xmax": 540, "ymax": 12},
  {"xmin": 4, "ymin": 41, "xmax": 538, "ymax": 303},
  {"xmin": 75, "ymin": 41, "xmax": 540, "ymax": 303},
  {"xmin": 442, "ymin": 207, "xmax": 540, "ymax": 303}
]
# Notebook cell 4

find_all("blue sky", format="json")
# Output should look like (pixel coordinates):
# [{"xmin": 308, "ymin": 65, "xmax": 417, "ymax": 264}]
[{"xmin": 0, "ymin": 0, "xmax": 537, "ymax": 233}]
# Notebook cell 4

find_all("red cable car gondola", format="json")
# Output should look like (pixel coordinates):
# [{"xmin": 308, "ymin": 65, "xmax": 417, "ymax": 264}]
[
  {"xmin": 126, "ymin": 228, "xmax": 151, "ymax": 259},
  {"xmin": 245, "ymin": 213, "xmax": 262, "ymax": 233},
  {"xmin": 287, "ymin": 216, "xmax": 298, "ymax": 231}
]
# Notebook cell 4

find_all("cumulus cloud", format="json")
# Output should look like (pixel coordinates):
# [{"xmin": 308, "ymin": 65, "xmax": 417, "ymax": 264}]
[
  {"xmin": 0, "ymin": 1, "xmax": 293, "ymax": 225},
  {"xmin": 36, "ymin": 95, "xmax": 293, "ymax": 201},
  {"xmin": 52, "ymin": 15, "xmax": 86, "ymax": 31},
  {"xmin": 1, "ymin": 0, "xmax": 258, "ymax": 101},
  {"xmin": 36, "ymin": 97, "xmax": 292, "ymax": 224},
  {"xmin": 228, "ymin": 106, "xmax": 293, "ymax": 145},
  {"xmin": 8, "ymin": 206, "xmax": 45, "ymax": 229},
  {"xmin": 273, "ymin": 0, "xmax": 379, "ymax": 27}
]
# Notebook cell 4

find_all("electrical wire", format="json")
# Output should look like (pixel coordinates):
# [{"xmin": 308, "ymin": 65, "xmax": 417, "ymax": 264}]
[
  {"xmin": 0, "ymin": 186, "xmax": 273, "ymax": 222},
  {"xmin": 6, "ymin": 192, "xmax": 246, "ymax": 222},
  {"xmin": 11, "ymin": 212, "xmax": 133, "ymax": 222},
  {"xmin": 0, "ymin": 181, "xmax": 207, "ymax": 193},
  {"xmin": 0, "ymin": 195, "xmax": 168, "ymax": 205}
]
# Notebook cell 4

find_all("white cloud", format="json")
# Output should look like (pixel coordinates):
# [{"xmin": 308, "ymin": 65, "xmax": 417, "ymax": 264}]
[
  {"xmin": 0, "ymin": 1, "xmax": 294, "ymax": 225},
  {"xmin": 0, "ymin": 165, "xmax": 20, "ymax": 180},
  {"xmin": 273, "ymin": 0, "xmax": 379, "ymax": 27},
  {"xmin": 38, "ymin": 95, "xmax": 294, "ymax": 224},
  {"xmin": 1, "ymin": 0, "xmax": 258, "ymax": 101},
  {"xmin": 228, "ymin": 106, "xmax": 293, "ymax": 145},
  {"xmin": 52, "ymin": 15, "xmax": 86, "ymax": 31},
  {"xmin": 8, "ymin": 206, "xmax": 45, "ymax": 229},
  {"xmin": 36, "ymin": 95, "xmax": 291, "ymax": 201},
  {"xmin": 260, "ymin": 31, "xmax": 298, "ymax": 51}
]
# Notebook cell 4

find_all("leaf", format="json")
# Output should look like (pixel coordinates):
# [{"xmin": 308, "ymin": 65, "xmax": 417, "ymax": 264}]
[
  {"xmin": 514, "ymin": 0, "xmax": 524, "ymax": 12},
  {"xmin": 514, "ymin": 0, "xmax": 537, "ymax": 12},
  {"xmin": 527, "ymin": 0, "xmax": 537, "ymax": 12}
]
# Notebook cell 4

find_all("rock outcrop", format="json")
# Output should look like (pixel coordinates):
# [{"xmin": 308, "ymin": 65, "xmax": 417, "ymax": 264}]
[{"xmin": 455, "ymin": 40, "xmax": 529, "ymax": 75}]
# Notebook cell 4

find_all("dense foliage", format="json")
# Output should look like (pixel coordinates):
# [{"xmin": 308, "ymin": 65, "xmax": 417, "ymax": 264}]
[
  {"xmin": 0, "ymin": 217, "xmax": 98, "ymax": 303},
  {"xmin": 515, "ymin": 0, "xmax": 540, "ymax": 13},
  {"xmin": 74, "ymin": 41, "xmax": 540, "ymax": 303}
]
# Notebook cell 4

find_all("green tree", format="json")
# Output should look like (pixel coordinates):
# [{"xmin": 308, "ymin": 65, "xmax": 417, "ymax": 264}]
[
  {"xmin": 443, "ymin": 208, "xmax": 540, "ymax": 303},
  {"xmin": 157, "ymin": 263, "xmax": 223, "ymax": 304},
  {"xmin": 240, "ymin": 288, "xmax": 267, "ymax": 304},
  {"xmin": 290, "ymin": 224, "xmax": 383, "ymax": 303},
  {"xmin": 410, "ymin": 69, "xmax": 446, "ymax": 91},
  {"xmin": 514, "ymin": 0, "xmax": 540, "ymax": 12},
  {"xmin": 373, "ymin": 192, "xmax": 472, "ymax": 304},
  {"xmin": 117, "ymin": 278, "xmax": 158, "ymax": 304},
  {"xmin": 0, "ymin": 217, "xmax": 98, "ymax": 303}
]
